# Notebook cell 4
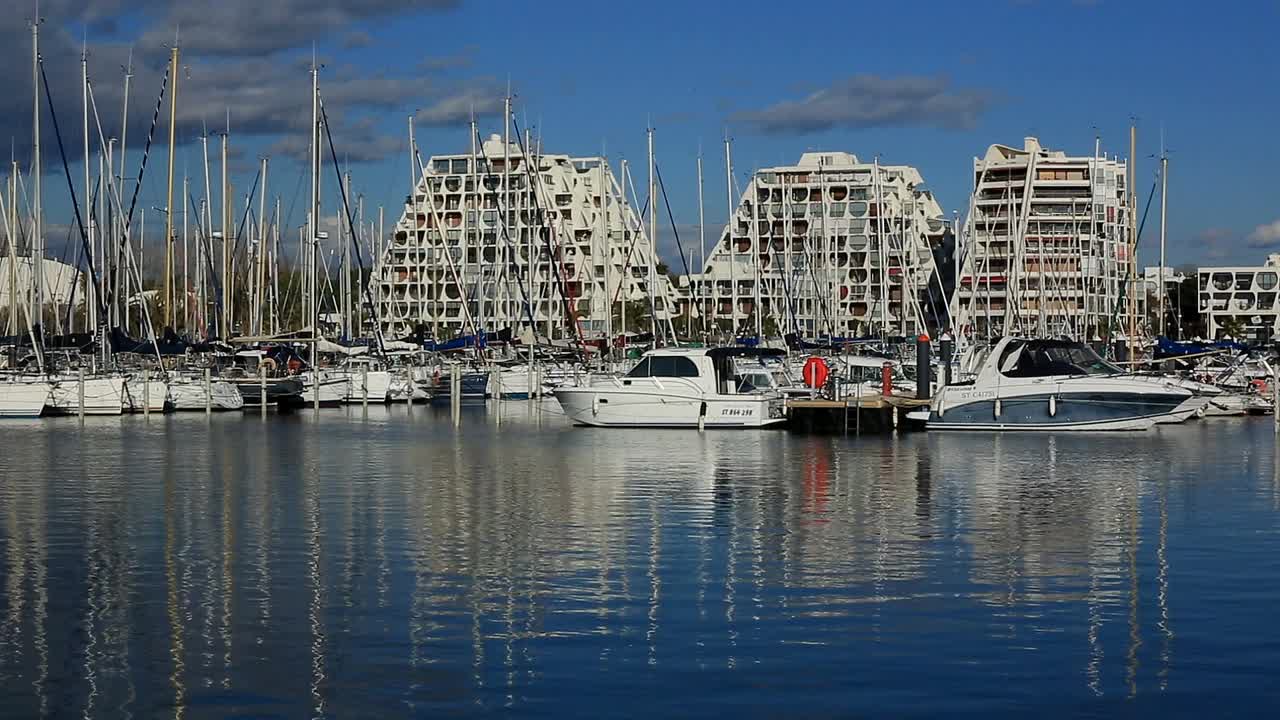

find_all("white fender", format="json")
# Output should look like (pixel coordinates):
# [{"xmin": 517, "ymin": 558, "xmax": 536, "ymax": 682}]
[
  {"xmin": 591, "ymin": 394, "xmax": 599, "ymax": 416},
  {"xmin": 994, "ymin": 397, "xmax": 1002, "ymax": 419},
  {"xmin": 1049, "ymin": 395, "xmax": 1057, "ymax": 417}
]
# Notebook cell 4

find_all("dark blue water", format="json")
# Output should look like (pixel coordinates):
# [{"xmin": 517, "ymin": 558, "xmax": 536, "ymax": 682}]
[{"xmin": 1, "ymin": 405, "xmax": 1278, "ymax": 718}]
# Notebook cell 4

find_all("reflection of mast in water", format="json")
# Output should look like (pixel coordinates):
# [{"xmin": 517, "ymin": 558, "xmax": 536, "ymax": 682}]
[
  {"xmin": 647, "ymin": 495, "xmax": 661, "ymax": 667},
  {"xmin": 32, "ymin": 463, "xmax": 49, "ymax": 718},
  {"xmin": 166, "ymin": 471, "xmax": 187, "ymax": 719},
  {"xmin": 251, "ymin": 438, "xmax": 273, "ymax": 638},
  {"xmin": 1156, "ymin": 480, "xmax": 1173, "ymax": 690},
  {"xmin": 307, "ymin": 459, "xmax": 327, "ymax": 718},
  {"xmin": 1126, "ymin": 477, "xmax": 1141, "ymax": 699},
  {"xmin": 221, "ymin": 459, "xmax": 235, "ymax": 687},
  {"xmin": 1, "ymin": 487, "xmax": 27, "ymax": 659},
  {"xmin": 722, "ymin": 467, "xmax": 738, "ymax": 670}
]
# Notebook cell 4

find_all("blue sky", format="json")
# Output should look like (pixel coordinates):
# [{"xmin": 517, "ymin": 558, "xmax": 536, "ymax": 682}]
[{"xmin": 12, "ymin": 0, "xmax": 1280, "ymax": 270}]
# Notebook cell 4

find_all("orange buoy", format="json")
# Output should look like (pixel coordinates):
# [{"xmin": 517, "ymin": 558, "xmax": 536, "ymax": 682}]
[{"xmin": 802, "ymin": 356, "xmax": 829, "ymax": 388}]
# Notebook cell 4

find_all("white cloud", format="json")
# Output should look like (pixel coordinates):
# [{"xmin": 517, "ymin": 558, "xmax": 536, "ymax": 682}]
[{"xmin": 1246, "ymin": 219, "xmax": 1280, "ymax": 249}]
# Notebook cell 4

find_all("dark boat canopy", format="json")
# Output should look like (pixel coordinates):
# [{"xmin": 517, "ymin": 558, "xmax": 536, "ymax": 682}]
[{"xmin": 706, "ymin": 346, "xmax": 787, "ymax": 360}]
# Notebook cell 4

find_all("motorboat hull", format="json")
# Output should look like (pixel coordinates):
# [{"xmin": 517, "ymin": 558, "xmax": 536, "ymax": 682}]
[
  {"xmin": 554, "ymin": 387, "xmax": 786, "ymax": 428},
  {"xmin": 928, "ymin": 390, "xmax": 1191, "ymax": 431}
]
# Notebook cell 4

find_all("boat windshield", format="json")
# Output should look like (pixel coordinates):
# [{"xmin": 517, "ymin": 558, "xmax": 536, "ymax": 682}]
[
  {"xmin": 1000, "ymin": 341, "xmax": 1120, "ymax": 378},
  {"xmin": 627, "ymin": 355, "xmax": 701, "ymax": 378}
]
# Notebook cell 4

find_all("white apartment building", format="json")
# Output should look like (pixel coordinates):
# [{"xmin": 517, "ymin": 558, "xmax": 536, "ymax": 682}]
[
  {"xmin": 372, "ymin": 135, "xmax": 674, "ymax": 341},
  {"xmin": 1199, "ymin": 254, "xmax": 1280, "ymax": 341},
  {"xmin": 951, "ymin": 137, "xmax": 1138, "ymax": 341},
  {"xmin": 690, "ymin": 152, "xmax": 948, "ymax": 339}
]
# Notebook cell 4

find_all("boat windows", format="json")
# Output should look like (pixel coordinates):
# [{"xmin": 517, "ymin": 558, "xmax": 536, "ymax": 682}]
[
  {"xmin": 999, "ymin": 341, "xmax": 1120, "ymax": 378},
  {"xmin": 626, "ymin": 355, "xmax": 700, "ymax": 378}
]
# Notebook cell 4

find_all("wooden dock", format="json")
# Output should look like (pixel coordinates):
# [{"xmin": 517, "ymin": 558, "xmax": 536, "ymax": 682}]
[{"xmin": 787, "ymin": 395, "xmax": 931, "ymax": 435}]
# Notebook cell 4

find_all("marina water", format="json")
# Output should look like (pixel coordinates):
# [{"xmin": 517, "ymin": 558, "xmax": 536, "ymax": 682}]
[{"xmin": 2, "ymin": 407, "xmax": 1278, "ymax": 717}]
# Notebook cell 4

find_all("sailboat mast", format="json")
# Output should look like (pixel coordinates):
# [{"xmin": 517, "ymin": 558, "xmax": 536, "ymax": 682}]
[
  {"xmin": 182, "ymin": 174, "xmax": 189, "ymax": 332},
  {"xmin": 220, "ymin": 128, "xmax": 229, "ymax": 337},
  {"xmin": 6, "ymin": 166, "xmax": 16, "ymax": 338},
  {"xmin": 647, "ymin": 126, "xmax": 658, "ymax": 343},
  {"xmin": 200, "ymin": 133, "xmax": 212, "ymax": 338},
  {"xmin": 1158, "ymin": 150, "xmax": 1168, "ymax": 339},
  {"xmin": 600, "ymin": 153, "xmax": 611, "ymax": 346},
  {"xmin": 696, "ymin": 152, "xmax": 705, "ymax": 339},
  {"xmin": 31, "ymin": 21, "xmax": 43, "ymax": 331},
  {"xmin": 503, "ymin": 94, "xmax": 511, "ymax": 337},
  {"xmin": 257, "ymin": 156, "xmax": 268, "ymax": 336},
  {"xmin": 163, "ymin": 44, "xmax": 179, "ymax": 329},
  {"xmin": 82, "ymin": 42, "xmax": 95, "ymax": 333},
  {"xmin": 1127, "ymin": 123, "xmax": 1138, "ymax": 361},
  {"xmin": 724, "ymin": 136, "xmax": 735, "ymax": 338},
  {"xmin": 304, "ymin": 60, "xmax": 314, "ymax": 340}
]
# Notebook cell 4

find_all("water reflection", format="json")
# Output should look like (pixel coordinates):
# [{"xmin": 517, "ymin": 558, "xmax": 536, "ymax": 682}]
[{"xmin": 0, "ymin": 409, "xmax": 1277, "ymax": 716}]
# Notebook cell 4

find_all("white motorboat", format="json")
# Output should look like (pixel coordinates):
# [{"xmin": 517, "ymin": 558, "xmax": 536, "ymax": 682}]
[
  {"xmin": 554, "ymin": 347, "xmax": 788, "ymax": 428},
  {"xmin": 0, "ymin": 377, "xmax": 51, "ymax": 417},
  {"xmin": 924, "ymin": 338, "xmax": 1193, "ymax": 431},
  {"xmin": 46, "ymin": 374, "xmax": 127, "ymax": 415}
]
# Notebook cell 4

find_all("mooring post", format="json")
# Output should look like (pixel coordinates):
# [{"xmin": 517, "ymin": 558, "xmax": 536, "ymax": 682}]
[
  {"xmin": 362, "ymin": 366, "xmax": 369, "ymax": 411},
  {"xmin": 78, "ymin": 367, "xmax": 85, "ymax": 422},
  {"xmin": 916, "ymin": 334, "xmax": 932, "ymax": 401},
  {"xmin": 204, "ymin": 368, "xmax": 212, "ymax": 415},
  {"xmin": 450, "ymin": 364, "xmax": 461, "ymax": 426},
  {"xmin": 940, "ymin": 333, "xmax": 953, "ymax": 387},
  {"xmin": 260, "ymin": 364, "xmax": 268, "ymax": 418},
  {"xmin": 143, "ymin": 371, "xmax": 151, "ymax": 417}
]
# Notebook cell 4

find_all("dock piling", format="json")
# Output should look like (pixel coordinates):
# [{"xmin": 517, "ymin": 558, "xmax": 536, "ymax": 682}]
[
  {"xmin": 260, "ymin": 365, "xmax": 268, "ymax": 418},
  {"xmin": 450, "ymin": 365, "xmax": 461, "ymax": 426},
  {"xmin": 916, "ymin": 335, "xmax": 931, "ymax": 401},
  {"xmin": 940, "ymin": 335, "xmax": 953, "ymax": 387},
  {"xmin": 78, "ymin": 367, "xmax": 85, "ymax": 422},
  {"xmin": 143, "ymin": 372, "xmax": 151, "ymax": 417},
  {"xmin": 204, "ymin": 368, "xmax": 212, "ymax": 415}
]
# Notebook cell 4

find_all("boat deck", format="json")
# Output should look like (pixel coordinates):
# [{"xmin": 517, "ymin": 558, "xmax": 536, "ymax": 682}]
[{"xmin": 787, "ymin": 395, "xmax": 930, "ymax": 435}]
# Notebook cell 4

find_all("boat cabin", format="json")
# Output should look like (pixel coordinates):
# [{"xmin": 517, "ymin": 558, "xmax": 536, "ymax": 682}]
[
  {"xmin": 979, "ymin": 338, "xmax": 1121, "ymax": 382},
  {"xmin": 623, "ymin": 347, "xmax": 787, "ymax": 396}
]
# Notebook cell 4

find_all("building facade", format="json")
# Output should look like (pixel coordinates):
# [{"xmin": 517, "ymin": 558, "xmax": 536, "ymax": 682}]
[
  {"xmin": 690, "ymin": 152, "xmax": 948, "ymax": 339},
  {"xmin": 950, "ymin": 137, "xmax": 1139, "ymax": 341},
  {"xmin": 1199, "ymin": 255, "xmax": 1280, "ymax": 341},
  {"xmin": 372, "ymin": 135, "xmax": 674, "ymax": 341}
]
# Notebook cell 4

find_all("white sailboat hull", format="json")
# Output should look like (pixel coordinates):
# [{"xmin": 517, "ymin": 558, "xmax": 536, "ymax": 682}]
[
  {"xmin": 344, "ymin": 370, "xmax": 391, "ymax": 404},
  {"xmin": 0, "ymin": 380, "xmax": 51, "ymax": 418},
  {"xmin": 167, "ymin": 378, "xmax": 245, "ymax": 411},
  {"xmin": 47, "ymin": 376, "xmax": 126, "ymax": 415}
]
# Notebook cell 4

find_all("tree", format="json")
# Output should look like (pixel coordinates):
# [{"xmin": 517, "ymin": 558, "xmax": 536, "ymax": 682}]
[
  {"xmin": 611, "ymin": 300, "xmax": 652, "ymax": 333},
  {"xmin": 1218, "ymin": 316, "xmax": 1247, "ymax": 341}
]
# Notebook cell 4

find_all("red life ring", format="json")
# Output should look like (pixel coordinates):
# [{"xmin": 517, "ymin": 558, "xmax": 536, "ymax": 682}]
[{"xmin": 802, "ymin": 356, "xmax": 829, "ymax": 388}]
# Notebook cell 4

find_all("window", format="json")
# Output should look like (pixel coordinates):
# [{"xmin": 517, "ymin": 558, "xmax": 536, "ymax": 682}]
[
  {"xmin": 1258, "ymin": 272, "xmax": 1278, "ymax": 291},
  {"xmin": 627, "ymin": 356, "xmax": 700, "ymax": 378},
  {"xmin": 626, "ymin": 358, "xmax": 651, "ymax": 378}
]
